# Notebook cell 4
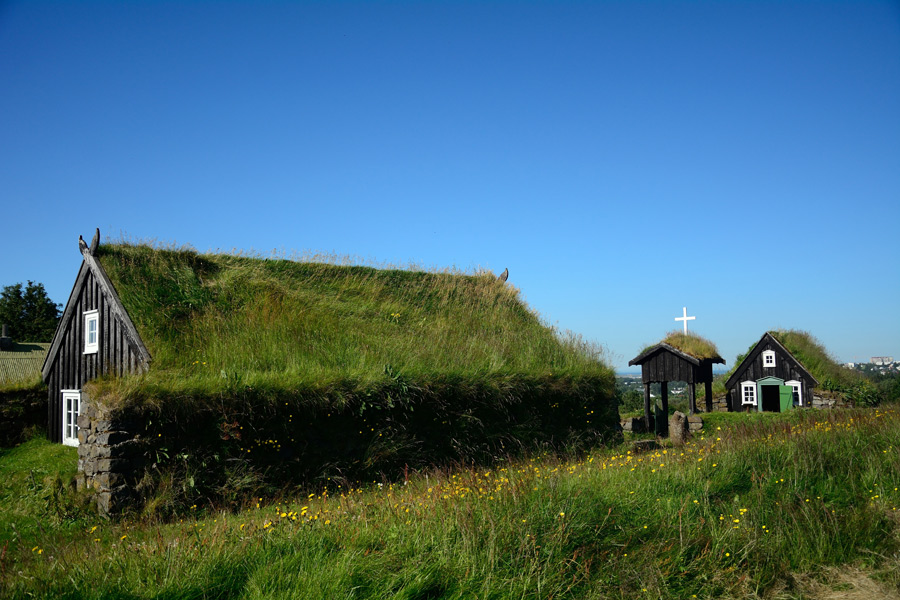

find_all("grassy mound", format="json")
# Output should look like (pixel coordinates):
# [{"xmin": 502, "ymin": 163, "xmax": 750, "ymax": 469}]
[
  {"xmin": 96, "ymin": 243, "xmax": 609, "ymax": 395},
  {"xmin": 85, "ymin": 243, "xmax": 618, "ymax": 502},
  {"xmin": 768, "ymin": 330, "xmax": 857, "ymax": 387}
]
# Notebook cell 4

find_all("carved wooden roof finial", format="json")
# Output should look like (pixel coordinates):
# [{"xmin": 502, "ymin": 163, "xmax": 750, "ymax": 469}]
[{"xmin": 90, "ymin": 228, "xmax": 100, "ymax": 256}]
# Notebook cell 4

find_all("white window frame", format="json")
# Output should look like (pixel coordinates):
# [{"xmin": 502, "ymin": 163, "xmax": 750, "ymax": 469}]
[
  {"xmin": 741, "ymin": 381, "xmax": 757, "ymax": 406},
  {"xmin": 84, "ymin": 310, "xmax": 99, "ymax": 354},
  {"xmin": 62, "ymin": 390, "xmax": 82, "ymax": 447},
  {"xmin": 762, "ymin": 350, "xmax": 776, "ymax": 368},
  {"xmin": 786, "ymin": 380, "xmax": 802, "ymax": 406}
]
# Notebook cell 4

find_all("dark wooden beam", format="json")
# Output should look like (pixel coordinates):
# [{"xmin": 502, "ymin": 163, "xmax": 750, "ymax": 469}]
[
  {"xmin": 705, "ymin": 379, "xmax": 713, "ymax": 413},
  {"xmin": 643, "ymin": 383, "xmax": 651, "ymax": 430},
  {"xmin": 660, "ymin": 381, "xmax": 669, "ymax": 437},
  {"xmin": 689, "ymin": 383, "xmax": 697, "ymax": 415}
]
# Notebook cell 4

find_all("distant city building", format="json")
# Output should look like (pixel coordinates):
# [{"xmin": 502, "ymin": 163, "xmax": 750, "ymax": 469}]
[{"xmin": 872, "ymin": 357, "xmax": 894, "ymax": 366}]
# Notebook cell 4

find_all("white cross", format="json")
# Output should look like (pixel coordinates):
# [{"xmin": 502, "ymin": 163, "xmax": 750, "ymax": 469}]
[{"xmin": 675, "ymin": 306, "xmax": 695, "ymax": 334}]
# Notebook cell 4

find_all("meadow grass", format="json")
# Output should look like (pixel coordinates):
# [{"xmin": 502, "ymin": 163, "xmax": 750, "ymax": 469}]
[{"xmin": 3, "ymin": 407, "xmax": 899, "ymax": 599}]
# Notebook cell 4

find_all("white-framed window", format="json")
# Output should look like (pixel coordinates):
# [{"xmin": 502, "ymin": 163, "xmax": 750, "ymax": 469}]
[
  {"xmin": 762, "ymin": 350, "xmax": 776, "ymax": 368},
  {"xmin": 62, "ymin": 390, "xmax": 81, "ymax": 447},
  {"xmin": 84, "ymin": 310, "xmax": 99, "ymax": 354},
  {"xmin": 741, "ymin": 381, "xmax": 757, "ymax": 405},
  {"xmin": 786, "ymin": 380, "xmax": 802, "ymax": 406}
]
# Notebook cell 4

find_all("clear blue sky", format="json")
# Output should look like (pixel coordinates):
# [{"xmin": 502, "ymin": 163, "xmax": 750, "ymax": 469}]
[{"xmin": 2, "ymin": 1, "xmax": 898, "ymax": 371}]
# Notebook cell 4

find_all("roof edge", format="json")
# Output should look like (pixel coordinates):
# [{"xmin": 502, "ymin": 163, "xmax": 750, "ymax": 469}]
[
  {"xmin": 629, "ymin": 341, "xmax": 725, "ymax": 367},
  {"xmin": 724, "ymin": 331, "xmax": 819, "ymax": 388},
  {"xmin": 42, "ymin": 234, "xmax": 152, "ymax": 380}
]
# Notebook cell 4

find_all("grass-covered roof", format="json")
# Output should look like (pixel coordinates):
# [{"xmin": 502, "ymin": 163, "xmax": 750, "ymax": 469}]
[
  {"xmin": 639, "ymin": 331, "xmax": 723, "ymax": 362},
  {"xmin": 766, "ymin": 329, "xmax": 862, "ymax": 388},
  {"xmin": 93, "ymin": 243, "xmax": 610, "ymax": 400}
]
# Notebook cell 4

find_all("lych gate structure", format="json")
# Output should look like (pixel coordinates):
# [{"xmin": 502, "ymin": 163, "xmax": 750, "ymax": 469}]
[{"xmin": 628, "ymin": 342, "xmax": 725, "ymax": 432}]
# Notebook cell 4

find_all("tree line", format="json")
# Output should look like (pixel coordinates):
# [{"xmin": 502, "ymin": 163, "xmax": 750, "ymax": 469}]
[{"xmin": 0, "ymin": 281, "xmax": 61, "ymax": 342}]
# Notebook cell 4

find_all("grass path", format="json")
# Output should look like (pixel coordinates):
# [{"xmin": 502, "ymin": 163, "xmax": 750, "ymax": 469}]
[{"xmin": 2, "ymin": 408, "xmax": 900, "ymax": 599}]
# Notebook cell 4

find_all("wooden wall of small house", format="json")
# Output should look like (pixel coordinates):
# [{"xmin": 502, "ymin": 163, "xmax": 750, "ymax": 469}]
[
  {"xmin": 46, "ymin": 267, "xmax": 145, "ymax": 443},
  {"xmin": 727, "ymin": 341, "xmax": 815, "ymax": 412},
  {"xmin": 640, "ymin": 351, "xmax": 698, "ymax": 384}
]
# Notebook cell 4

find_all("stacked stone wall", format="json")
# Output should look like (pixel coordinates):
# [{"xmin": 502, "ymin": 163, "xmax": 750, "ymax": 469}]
[
  {"xmin": 76, "ymin": 396, "xmax": 144, "ymax": 516},
  {"xmin": 810, "ymin": 392, "xmax": 853, "ymax": 409}
]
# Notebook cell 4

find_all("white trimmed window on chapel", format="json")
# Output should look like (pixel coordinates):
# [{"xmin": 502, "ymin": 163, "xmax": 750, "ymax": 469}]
[
  {"xmin": 741, "ymin": 381, "xmax": 757, "ymax": 406},
  {"xmin": 84, "ymin": 310, "xmax": 99, "ymax": 354},
  {"xmin": 762, "ymin": 350, "xmax": 776, "ymax": 368}
]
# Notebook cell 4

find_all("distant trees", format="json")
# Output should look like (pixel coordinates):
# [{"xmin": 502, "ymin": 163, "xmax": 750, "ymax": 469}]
[{"xmin": 0, "ymin": 281, "xmax": 61, "ymax": 342}]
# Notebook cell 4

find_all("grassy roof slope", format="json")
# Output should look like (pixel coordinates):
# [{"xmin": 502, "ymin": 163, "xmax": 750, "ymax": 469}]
[
  {"xmin": 768, "ymin": 329, "xmax": 863, "ymax": 388},
  {"xmin": 96, "ymin": 243, "xmax": 609, "ymax": 393},
  {"xmin": 642, "ymin": 331, "xmax": 723, "ymax": 361}
]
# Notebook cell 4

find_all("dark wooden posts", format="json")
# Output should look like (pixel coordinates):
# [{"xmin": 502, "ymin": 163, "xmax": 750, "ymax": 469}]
[
  {"xmin": 643, "ymin": 383, "xmax": 651, "ymax": 430},
  {"xmin": 705, "ymin": 380, "xmax": 714, "ymax": 413},
  {"xmin": 660, "ymin": 382, "xmax": 669, "ymax": 436},
  {"xmin": 629, "ymin": 343, "xmax": 725, "ymax": 435}
]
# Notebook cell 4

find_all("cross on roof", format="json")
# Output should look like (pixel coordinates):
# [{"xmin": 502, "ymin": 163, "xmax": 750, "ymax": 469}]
[{"xmin": 675, "ymin": 306, "xmax": 696, "ymax": 334}]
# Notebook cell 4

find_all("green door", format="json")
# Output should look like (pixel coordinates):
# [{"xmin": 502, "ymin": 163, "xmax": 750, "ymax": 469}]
[{"xmin": 779, "ymin": 386, "xmax": 793, "ymax": 412}]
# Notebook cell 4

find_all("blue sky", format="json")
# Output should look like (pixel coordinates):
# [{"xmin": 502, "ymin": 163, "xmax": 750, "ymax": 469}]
[{"xmin": 2, "ymin": 1, "xmax": 898, "ymax": 371}]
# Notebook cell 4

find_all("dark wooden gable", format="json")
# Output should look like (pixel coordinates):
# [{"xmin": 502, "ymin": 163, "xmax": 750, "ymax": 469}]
[
  {"xmin": 724, "ymin": 332, "xmax": 818, "ymax": 411},
  {"xmin": 724, "ymin": 332, "xmax": 818, "ymax": 389},
  {"xmin": 628, "ymin": 343, "xmax": 722, "ymax": 384},
  {"xmin": 42, "ymin": 234, "xmax": 151, "ymax": 443},
  {"xmin": 629, "ymin": 343, "xmax": 725, "ymax": 419}
]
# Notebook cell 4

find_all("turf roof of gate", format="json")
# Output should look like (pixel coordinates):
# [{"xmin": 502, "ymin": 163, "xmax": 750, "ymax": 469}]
[{"xmin": 639, "ymin": 331, "xmax": 723, "ymax": 362}]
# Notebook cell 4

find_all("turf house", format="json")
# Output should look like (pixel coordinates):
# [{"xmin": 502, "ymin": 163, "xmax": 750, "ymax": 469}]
[
  {"xmin": 724, "ymin": 331, "xmax": 818, "ymax": 412},
  {"xmin": 41, "ymin": 231, "xmax": 618, "ymax": 513}
]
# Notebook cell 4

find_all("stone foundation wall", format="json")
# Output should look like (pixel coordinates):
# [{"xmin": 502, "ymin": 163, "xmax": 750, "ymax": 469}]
[
  {"xmin": 76, "ymin": 395, "xmax": 145, "ymax": 516},
  {"xmin": 810, "ymin": 392, "xmax": 853, "ymax": 409},
  {"xmin": 621, "ymin": 414, "xmax": 703, "ymax": 437},
  {"xmin": 696, "ymin": 394, "xmax": 729, "ymax": 413}
]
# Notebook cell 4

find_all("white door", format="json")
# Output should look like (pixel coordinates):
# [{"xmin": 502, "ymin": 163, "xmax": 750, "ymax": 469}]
[{"xmin": 61, "ymin": 390, "xmax": 82, "ymax": 447}]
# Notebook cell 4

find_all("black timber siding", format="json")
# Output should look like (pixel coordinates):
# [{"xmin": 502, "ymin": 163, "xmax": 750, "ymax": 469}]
[
  {"xmin": 639, "ymin": 350, "xmax": 715, "ymax": 384},
  {"xmin": 45, "ymin": 267, "xmax": 145, "ymax": 443},
  {"xmin": 726, "ymin": 340, "xmax": 815, "ymax": 412}
]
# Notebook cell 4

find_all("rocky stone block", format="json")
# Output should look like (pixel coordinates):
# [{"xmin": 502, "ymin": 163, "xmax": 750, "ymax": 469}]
[
  {"xmin": 96, "ymin": 457, "xmax": 132, "ymax": 473},
  {"xmin": 670, "ymin": 411, "xmax": 689, "ymax": 446},
  {"xmin": 631, "ymin": 439, "xmax": 661, "ymax": 453},
  {"xmin": 621, "ymin": 416, "xmax": 653, "ymax": 433},
  {"xmin": 95, "ymin": 431, "xmax": 132, "ymax": 446}
]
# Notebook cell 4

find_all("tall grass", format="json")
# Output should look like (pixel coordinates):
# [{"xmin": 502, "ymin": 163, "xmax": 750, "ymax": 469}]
[
  {"xmin": 95, "ymin": 243, "xmax": 610, "ymax": 404},
  {"xmin": 4, "ymin": 408, "xmax": 899, "ymax": 599}
]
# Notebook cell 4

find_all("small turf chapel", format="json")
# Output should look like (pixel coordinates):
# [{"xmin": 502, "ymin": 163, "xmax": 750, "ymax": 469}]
[
  {"xmin": 41, "ymin": 230, "xmax": 151, "ymax": 445},
  {"xmin": 724, "ymin": 331, "xmax": 818, "ymax": 413}
]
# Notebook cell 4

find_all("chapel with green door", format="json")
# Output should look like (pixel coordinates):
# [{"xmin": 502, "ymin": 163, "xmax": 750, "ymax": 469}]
[{"xmin": 725, "ymin": 332, "xmax": 818, "ymax": 412}]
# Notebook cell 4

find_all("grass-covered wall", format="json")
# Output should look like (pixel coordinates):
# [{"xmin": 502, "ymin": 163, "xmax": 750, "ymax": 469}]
[
  {"xmin": 0, "ymin": 378, "xmax": 46, "ymax": 447},
  {"xmin": 82, "ymin": 243, "xmax": 618, "ymax": 509}
]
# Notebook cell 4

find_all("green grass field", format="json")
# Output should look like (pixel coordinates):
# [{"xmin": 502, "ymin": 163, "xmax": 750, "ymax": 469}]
[{"xmin": 3, "ymin": 407, "xmax": 899, "ymax": 599}]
